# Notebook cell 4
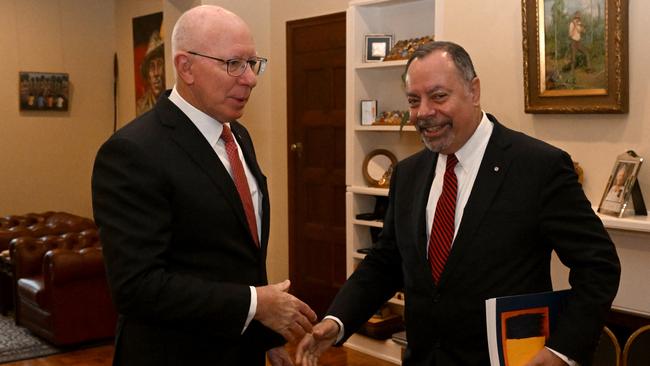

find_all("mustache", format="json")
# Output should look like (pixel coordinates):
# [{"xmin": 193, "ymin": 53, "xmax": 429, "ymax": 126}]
[{"xmin": 415, "ymin": 117, "xmax": 451, "ymax": 130}]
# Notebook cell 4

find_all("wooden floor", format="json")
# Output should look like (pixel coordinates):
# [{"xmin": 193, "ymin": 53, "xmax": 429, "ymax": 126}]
[{"xmin": 3, "ymin": 342, "xmax": 397, "ymax": 366}]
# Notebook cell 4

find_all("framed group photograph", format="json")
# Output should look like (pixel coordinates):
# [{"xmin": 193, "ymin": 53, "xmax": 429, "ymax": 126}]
[
  {"xmin": 598, "ymin": 151, "xmax": 644, "ymax": 217},
  {"xmin": 521, "ymin": 0, "xmax": 628, "ymax": 113},
  {"xmin": 364, "ymin": 34, "xmax": 392, "ymax": 62},
  {"xmin": 18, "ymin": 71, "xmax": 69, "ymax": 111}
]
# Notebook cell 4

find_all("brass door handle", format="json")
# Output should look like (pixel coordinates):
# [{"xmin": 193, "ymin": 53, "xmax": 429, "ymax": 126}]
[{"xmin": 290, "ymin": 142, "xmax": 303, "ymax": 158}]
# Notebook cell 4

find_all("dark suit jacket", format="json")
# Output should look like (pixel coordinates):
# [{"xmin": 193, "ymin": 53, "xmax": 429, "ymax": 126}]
[
  {"xmin": 91, "ymin": 92, "xmax": 283, "ymax": 365},
  {"xmin": 328, "ymin": 114, "xmax": 620, "ymax": 366}
]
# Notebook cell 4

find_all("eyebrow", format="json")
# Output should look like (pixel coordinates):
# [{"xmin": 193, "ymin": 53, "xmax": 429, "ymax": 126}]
[
  {"xmin": 406, "ymin": 86, "xmax": 447, "ymax": 98},
  {"xmin": 425, "ymin": 86, "xmax": 448, "ymax": 94}
]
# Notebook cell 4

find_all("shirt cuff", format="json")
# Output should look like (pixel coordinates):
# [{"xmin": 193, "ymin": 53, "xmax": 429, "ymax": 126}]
[
  {"xmin": 242, "ymin": 286, "xmax": 257, "ymax": 334},
  {"xmin": 547, "ymin": 346, "xmax": 578, "ymax": 366},
  {"xmin": 323, "ymin": 315, "xmax": 345, "ymax": 344}
]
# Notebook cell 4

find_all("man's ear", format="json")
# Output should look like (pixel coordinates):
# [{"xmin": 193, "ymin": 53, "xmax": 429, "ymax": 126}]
[
  {"xmin": 470, "ymin": 77, "xmax": 481, "ymax": 106},
  {"xmin": 175, "ymin": 53, "xmax": 194, "ymax": 84}
]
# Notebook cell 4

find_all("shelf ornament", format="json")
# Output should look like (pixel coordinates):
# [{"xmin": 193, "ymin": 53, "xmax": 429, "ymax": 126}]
[{"xmin": 363, "ymin": 149, "xmax": 397, "ymax": 188}]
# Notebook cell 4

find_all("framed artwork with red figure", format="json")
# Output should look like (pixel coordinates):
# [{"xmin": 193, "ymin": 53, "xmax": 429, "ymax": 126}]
[{"xmin": 133, "ymin": 12, "xmax": 165, "ymax": 116}]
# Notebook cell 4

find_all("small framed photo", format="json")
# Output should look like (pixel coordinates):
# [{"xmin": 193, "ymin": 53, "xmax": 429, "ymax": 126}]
[
  {"xmin": 360, "ymin": 100, "xmax": 377, "ymax": 125},
  {"xmin": 598, "ymin": 151, "xmax": 644, "ymax": 217},
  {"xmin": 19, "ymin": 71, "xmax": 70, "ymax": 111},
  {"xmin": 364, "ymin": 34, "xmax": 392, "ymax": 62}
]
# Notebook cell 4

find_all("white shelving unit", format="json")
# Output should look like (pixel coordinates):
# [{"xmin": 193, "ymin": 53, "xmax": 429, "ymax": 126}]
[
  {"xmin": 344, "ymin": 0, "xmax": 440, "ymax": 363},
  {"xmin": 596, "ymin": 210, "xmax": 650, "ymax": 233}
]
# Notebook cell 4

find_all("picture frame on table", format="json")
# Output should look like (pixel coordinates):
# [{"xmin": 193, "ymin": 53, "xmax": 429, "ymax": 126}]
[
  {"xmin": 364, "ymin": 34, "xmax": 393, "ymax": 62},
  {"xmin": 597, "ymin": 151, "xmax": 645, "ymax": 217},
  {"xmin": 521, "ymin": 0, "xmax": 628, "ymax": 113}
]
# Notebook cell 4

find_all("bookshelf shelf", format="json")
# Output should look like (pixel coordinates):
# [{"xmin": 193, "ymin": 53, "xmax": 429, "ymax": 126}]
[{"xmin": 596, "ymin": 211, "xmax": 650, "ymax": 233}]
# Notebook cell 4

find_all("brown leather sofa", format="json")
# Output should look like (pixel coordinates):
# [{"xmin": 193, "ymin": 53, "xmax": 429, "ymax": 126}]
[
  {"xmin": 0, "ymin": 212, "xmax": 98, "ymax": 316},
  {"xmin": 0, "ymin": 212, "xmax": 96, "ymax": 252},
  {"xmin": 11, "ymin": 230, "xmax": 117, "ymax": 346}
]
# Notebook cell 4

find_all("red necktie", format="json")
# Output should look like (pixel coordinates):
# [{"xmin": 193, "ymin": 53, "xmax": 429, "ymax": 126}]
[
  {"xmin": 428, "ymin": 154, "xmax": 458, "ymax": 283},
  {"xmin": 221, "ymin": 124, "xmax": 259, "ymax": 247}
]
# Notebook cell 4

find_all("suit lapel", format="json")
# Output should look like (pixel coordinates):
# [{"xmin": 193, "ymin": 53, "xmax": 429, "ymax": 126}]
[
  {"xmin": 439, "ymin": 118, "xmax": 513, "ymax": 286},
  {"xmin": 413, "ymin": 150, "xmax": 438, "ymax": 269},
  {"xmin": 156, "ymin": 98, "xmax": 259, "ymax": 249}
]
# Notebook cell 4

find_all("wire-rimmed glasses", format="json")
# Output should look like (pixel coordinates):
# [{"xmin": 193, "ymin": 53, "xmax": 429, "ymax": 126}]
[{"xmin": 187, "ymin": 51, "xmax": 267, "ymax": 77}]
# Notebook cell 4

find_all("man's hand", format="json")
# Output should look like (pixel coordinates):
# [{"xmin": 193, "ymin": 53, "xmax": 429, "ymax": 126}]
[
  {"xmin": 267, "ymin": 346, "xmax": 293, "ymax": 366},
  {"xmin": 295, "ymin": 319, "xmax": 340, "ymax": 366},
  {"xmin": 255, "ymin": 280, "xmax": 317, "ymax": 342},
  {"xmin": 524, "ymin": 348, "xmax": 569, "ymax": 366}
]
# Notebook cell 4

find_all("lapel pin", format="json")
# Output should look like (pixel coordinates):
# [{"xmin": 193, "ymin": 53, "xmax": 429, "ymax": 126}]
[{"xmin": 494, "ymin": 166, "xmax": 500, "ymax": 172}]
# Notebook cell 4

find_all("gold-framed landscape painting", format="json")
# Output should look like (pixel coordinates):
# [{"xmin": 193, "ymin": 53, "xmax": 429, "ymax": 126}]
[{"xmin": 522, "ymin": 0, "xmax": 628, "ymax": 113}]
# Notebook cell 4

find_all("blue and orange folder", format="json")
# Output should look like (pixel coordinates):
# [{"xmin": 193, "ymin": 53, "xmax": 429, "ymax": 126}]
[{"xmin": 485, "ymin": 290, "xmax": 570, "ymax": 366}]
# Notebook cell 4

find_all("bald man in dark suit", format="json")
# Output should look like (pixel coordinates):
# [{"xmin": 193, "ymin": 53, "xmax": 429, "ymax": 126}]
[{"xmin": 92, "ymin": 6, "xmax": 315, "ymax": 365}]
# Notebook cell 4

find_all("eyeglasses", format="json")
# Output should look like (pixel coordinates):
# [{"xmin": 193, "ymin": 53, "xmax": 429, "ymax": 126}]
[{"xmin": 187, "ymin": 51, "xmax": 268, "ymax": 77}]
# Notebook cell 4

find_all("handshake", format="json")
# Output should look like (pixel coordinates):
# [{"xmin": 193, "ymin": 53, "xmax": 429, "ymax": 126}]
[{"xmin": 255, "ymin": 280, "xmax": 341, "ymax": 365}]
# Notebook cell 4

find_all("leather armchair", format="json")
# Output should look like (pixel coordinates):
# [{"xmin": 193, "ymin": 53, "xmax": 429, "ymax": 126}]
[{"xmin": 11, "ymin": 231, "xmax": 116, "ymax": 346}]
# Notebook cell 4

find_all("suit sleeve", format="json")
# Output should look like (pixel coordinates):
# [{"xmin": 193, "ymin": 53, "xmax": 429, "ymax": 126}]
[
  {"xmin": 91, "ymin": 137, "xmax": 251, "ymax": 339},
  {"xmin": 326, "ymin": 163, "xmax": 405, "ymax": 344},
  {"xmin": 539, "ymin": 150, "xmax": 621, "ymax": 364}
]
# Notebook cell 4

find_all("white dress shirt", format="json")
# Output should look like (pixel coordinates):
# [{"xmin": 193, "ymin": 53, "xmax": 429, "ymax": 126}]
[
  {"xmin": 425, "ymin": 112, "xmax": 493, "ymax": 250},
  {"xmin": 168, "ymin": 86, "xmax": 259, "ymax": 334}
]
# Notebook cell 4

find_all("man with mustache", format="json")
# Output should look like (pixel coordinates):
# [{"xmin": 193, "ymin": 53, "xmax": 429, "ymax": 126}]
[
  {"xmin": 296, "ymin": 41, "xmax": 620, "ymax": 366},
  {"xmin": 92, "ymin": 5, "xmax": 316, "ymax": 365}
]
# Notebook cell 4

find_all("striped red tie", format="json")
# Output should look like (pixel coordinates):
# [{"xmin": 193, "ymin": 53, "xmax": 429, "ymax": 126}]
[
  {"xmin": 221, "ymin": 124, "xmax": 259, "ymax": 247},
  {"xmin": 428, "ymin": 154, "xmax": 458, "ymax": 283}
]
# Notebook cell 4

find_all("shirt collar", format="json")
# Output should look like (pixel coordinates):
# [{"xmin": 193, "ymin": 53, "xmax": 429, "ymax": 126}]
[
  {"xmin": 451, "ymin": 112, "xmax": 493, "ymax": 172},
  {"xmin": 168, "ymin": 86, "xmax": 226, "ymax": 147}
]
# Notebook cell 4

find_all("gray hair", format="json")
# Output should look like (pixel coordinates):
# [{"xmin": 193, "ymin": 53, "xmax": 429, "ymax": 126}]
[{"xmin": 404, "ymin": 41, "xmax": 477, "ymax": 84}]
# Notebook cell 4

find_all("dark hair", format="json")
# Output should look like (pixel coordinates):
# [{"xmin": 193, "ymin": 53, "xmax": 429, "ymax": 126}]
[{"xmin": 404, "ymin": 41, "xmax": 477, "ymax": 83}]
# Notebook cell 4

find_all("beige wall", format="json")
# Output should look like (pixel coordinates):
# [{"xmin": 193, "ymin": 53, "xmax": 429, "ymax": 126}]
[
  {"xmin": 0, "ymin": 0, "xmax": 115, "ymax": 218},
  {"xmin": 441, "ymin": 0, "xmax": 650, "ymax": 204},
  {"xmin": 2, "ymin": 1, "xmax": 648, "ymax": 286}
]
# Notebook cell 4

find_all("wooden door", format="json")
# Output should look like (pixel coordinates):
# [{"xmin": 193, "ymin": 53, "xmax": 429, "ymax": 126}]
[{"xmin": 287, "ymin": 12, "xmax": 346, "ymax": 317}]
